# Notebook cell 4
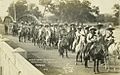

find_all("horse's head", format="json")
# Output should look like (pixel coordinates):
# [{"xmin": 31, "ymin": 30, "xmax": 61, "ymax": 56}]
[
  {"xmin": 116, "ymin": 42, "xmax": 120, "ymax": 53},
  {"xmin": 108, "ymin": 42, "xmax": 120, "ymax": 55}
]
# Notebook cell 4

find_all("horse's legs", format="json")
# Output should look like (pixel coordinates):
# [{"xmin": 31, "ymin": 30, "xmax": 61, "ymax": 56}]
[
  {"xmin": 58, "ymin": 48, "xmax": 64, "ymax": 58},
  {"xmin": 24, "ymin": 36, "xmax": 26, "ymax": 43},
  {"xmin": 97, "ymin": 59, "xmax": 100, "ymax": 73},
  {"xmin": 76, "ymin": 51, "xmax": 80, "ymax": 62},
  {"xmin": 94, "ymin": 59, "xmax": 97, "ymax": 73},
  {"xmin": 80, "ymin": 52, "xmax": 83, "ymax": 62},
  {"xmin": 33, "ymin": 38, "xmax": 35, "ymax": 46},
  {"xmin": 37, "ymin": 39, "xmax": 41, "ymax": 48},
  {"xmin": 72, "ymin": 40, "xmax": 77, "ymax": 52},
  {"xmin": 19, "ymin": 36, "xmax": 21, "ymax": 42},
  {"xmin": 84, "ymin": 59, "xmax": 88, "ymax": 68},
  {"xmin": 65, "ymin": 49, "xmax": 68, "ymax": 58}
]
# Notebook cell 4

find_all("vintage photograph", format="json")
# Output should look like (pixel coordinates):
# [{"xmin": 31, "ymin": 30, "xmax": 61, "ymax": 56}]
[{"xmin": 0, "ymin": 0, "xmax": 120, "ymax": 75}]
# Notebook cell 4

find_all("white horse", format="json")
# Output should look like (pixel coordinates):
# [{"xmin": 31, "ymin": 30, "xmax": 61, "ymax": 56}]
[
  {"xmin": 37, "ymin": 27, "xmax": 46, "ymax": 48},
  {"xmin": 105, "ymin": 42, "xmax": 120, "ymax": 72},
  {"xmin": 75, "ymin": 30, "xmax": 86, "ymax": 64},
  {"xmin": 45, "ymin": 27, "xmax": 52, "ymax": 47}
]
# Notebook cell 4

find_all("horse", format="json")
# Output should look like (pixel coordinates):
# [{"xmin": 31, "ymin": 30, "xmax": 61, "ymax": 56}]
[
  {"xmin": 67, "ymin": 29, "xmax": 76, "ymax": 51},
  {"xmin": 88, "ymin": 40, "xmax": 105, "ymax": 74},
  {"xmin": 49, "ymin": 26, "xmax": 59, "ymax": 47},
  {"xmin": 32, "ymin": 27, "xmax": 39, "ymax": 46},
  {"xmin": 105, "ymin": 42, "xmax": 120, "ymax": 72},
  {"xmin": 18, "ymin": 27, "xmax": 28, "ymax": 42},
  {"xmin": 12, "ymin": 24, "xmax": 18, "ymax": 36},
  {"xmin": 75, "ymin": 33, "xmax": 86, "ymax": 65},
  {"xmin": 58, "ymin": 35, "xmax": 69, "ymax": 58},
  {"xmin": 37, "ymin": 27, "xmax": 46, "ymax": 48},
  {"xmin": 45, "ymin": 27, "xmax": 53, "ymax": 47}
]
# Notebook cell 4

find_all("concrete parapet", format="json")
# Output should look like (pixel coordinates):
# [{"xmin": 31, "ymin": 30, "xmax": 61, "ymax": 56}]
[
  {"xmin": 0, "ymin": 41, "xmax": 44, "ymax": 75},
  {"xmin": 14, "ymin": 47, "xmax": 27, "ymax": 59}
]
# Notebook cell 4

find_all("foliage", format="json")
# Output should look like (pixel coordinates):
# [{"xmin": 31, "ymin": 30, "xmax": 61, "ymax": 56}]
[
  {"xmin": 8, "ymin": 0, "xmax": 42, "ymax": 21},
  {"xmin": 39, "ymin": 0, "xmax": 99, "ymax": 23},
  {"xmin": 8, "ymin": 0, "xmax": 28, "ymax": 20},
  {"xmin": 113, "ymin": 4, "xmax": 119, "ymax": 25}
]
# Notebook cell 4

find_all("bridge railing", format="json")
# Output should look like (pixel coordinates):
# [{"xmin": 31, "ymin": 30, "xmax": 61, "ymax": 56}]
[{"xmin": 0, "ymin": 40, "xmax": 44, "ymax": 75}]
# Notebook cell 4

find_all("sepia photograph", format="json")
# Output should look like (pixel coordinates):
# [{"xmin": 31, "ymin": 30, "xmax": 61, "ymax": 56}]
[{"xmin": 0, "ymin": 0, "xmax": 120, "ymax": 75}]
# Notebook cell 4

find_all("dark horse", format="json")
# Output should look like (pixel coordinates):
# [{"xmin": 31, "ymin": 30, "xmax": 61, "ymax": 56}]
[
  {"xmin": 19, "ymin": 27, "xmax": 28, "ymax": 42},
  {"xmin": 12, "ymin": 24, "xmax": 18, "ymax": 36},
  {"xmin": 58, "ymin": 35, "xmax": 70, "ymax": 58},
  {"xmin": 89, "ymin": 41, "xmax": 105, "ymax": 74}
]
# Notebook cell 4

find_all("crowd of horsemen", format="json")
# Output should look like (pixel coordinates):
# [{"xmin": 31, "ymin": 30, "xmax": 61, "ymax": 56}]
[{"xmin": 6, "ymin": 21, "xmax": 120, "ymax": 73}]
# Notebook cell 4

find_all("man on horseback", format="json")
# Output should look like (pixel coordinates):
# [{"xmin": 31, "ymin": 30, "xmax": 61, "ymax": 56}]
[
  {"xmin": 105, "ymin": 26, "xmax": 115, "ymax": 49},
  {"xmin": 58, "ymin": 24, "xmax": 70, "ymax": 58},
  {"xmin": 103, "ymin": 26, "xmax": 115, "ymax": 71},
  {"xmin": 68, "ymin": 24, "xmax": 76, "ymax": 51},
  {"xmin": 84, "ymin": 26, "xmax": 97, "ymax": 68},
  {"xmin": 84, "ymin": 26, "xmax": 106, "ymax": 73},
  {"xmin": 72, "ymin": 26, "xmax": 81, "ymax": 52},
  {"xmin": 12, "ymin": 22, "xmax": 18, "ymax": 36},
  {"xmin": 75, "ymin": 26, "xmax": 86, "ymax": 64},
  {"xmin": 45, "ymin": 24, "xmax": 52, "ymax": 47}
]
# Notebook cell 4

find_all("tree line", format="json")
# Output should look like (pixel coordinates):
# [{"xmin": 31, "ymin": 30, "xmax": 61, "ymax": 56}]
[{"xmin": 7, "ymin": 0, "xmax": 119, "ymax": 25}]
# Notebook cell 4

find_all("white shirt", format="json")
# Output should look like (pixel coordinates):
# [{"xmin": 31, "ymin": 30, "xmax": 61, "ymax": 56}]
[
  {"xmin": 75, "ymin": 31, "xmax": 81, "ymax": 40},
  {"xmin": 87, "ymin": 33, "xmax": 97, "ymax": 43}
]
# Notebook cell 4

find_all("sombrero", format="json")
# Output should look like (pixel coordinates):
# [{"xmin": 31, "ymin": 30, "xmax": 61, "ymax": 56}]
[
  {"xmin": 96, "ymin": 23, "xmax": 104, "ymax": 28},
  {"xmin": 85, "ymin": 25, "xmax": 90, "ymax": 29},
  {"xmin": 89, "ymin": 26, "xmax": 97, "ymax": 31},
  {"xmin": 77, "ymin": 26, "xmax": 82, "ymax": 30},
  {"xmin": 64, "ymin": 23, "xmax": 68, "ymax": 26},
  {"xmin": 45, "ymin": 24, "xmax": 49, "ymax": 27},
  {"xmin": 70, "ymin": 23, "xmax": 75, "ymax": 26},
  {"xmin": 106, "ymin": 26, "xmax": 115, "ymax": 30}
]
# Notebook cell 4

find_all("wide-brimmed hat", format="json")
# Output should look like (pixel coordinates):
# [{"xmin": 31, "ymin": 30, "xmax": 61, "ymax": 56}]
[
  {"xmin": 45, "ymin": 24, "xmax": 49, "ymax": 27},
  {"xmin": 89, "ymin": 26, "xmax": 97, "ymax": 31},
  {"xmin": 106, "ymin": 26, "xmax": 115, "ymax": 30},
  {"xmin": 64, "ymin": 23, "xmax": 68, "ymax": 26},
  {"xmin": 70, "ymin": 23, "xmax": 75, "ymax": 26},
  {"xmin": 96, "ymin": 23, "xmax": 104, "ymax": 28},
  {"xmin": 53, "ymin": 24, "xmax": 58, "ymax": 27},
  {"xmin": 85, "ymin": 25, "xmax": 90, "ymax": 29},
  {"xmin": 77, "ymin": 26, "xmax": 82, "ymax": 30}
]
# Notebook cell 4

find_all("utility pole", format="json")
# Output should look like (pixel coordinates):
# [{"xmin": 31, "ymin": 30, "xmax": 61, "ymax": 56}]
[
  {"xmin": 13, "ymin": 0, "xmax": 16, "ymax": 21},
  {"xmin": 118, "ymin": 0, "xmax": 120, "ymax": 25}
]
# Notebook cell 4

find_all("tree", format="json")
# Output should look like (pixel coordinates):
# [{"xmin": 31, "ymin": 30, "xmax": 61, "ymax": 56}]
[
  {"xmin": 8, "ymin": 0, "xmax": 43, "ymax": 21},
  {"xmin": 43, "ymin": 0, "xmax": 99, "ymax": 24},
  {"xmin": 8, "ymin": 0, "xmax": 28, "ymax": 20},
  {"xmin": 113, "ymin": 4, "xmax": 119, "ymax": 25},
  {"xmin": 30, "ymin": 7, "xmax": 43, "ymax": 18}
]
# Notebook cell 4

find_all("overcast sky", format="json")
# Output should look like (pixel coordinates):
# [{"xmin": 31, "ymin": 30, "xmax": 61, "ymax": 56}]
[
  {"xmin": 0, "ymin": 0, "xmax": 119, "ymax": 19},
  {"xmin": 89, "ymin": 0, "xmax": 119, "ymax": 14}
]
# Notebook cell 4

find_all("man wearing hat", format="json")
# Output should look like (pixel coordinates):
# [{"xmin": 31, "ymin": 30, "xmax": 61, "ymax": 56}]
[
  {"xmin": 87, "ymin": 26, "xmax": 97, "ymax": 43},
  {"xmin": 96, "ymin": 24, "xmax": 104, "ymax": 36},
  {"xmin": 84, "ymin": 26, "xmax": 97, "ymax": 68},
  {"xmin": 105, "ymin": 26, "xmax": 115, "ymax": 49}
]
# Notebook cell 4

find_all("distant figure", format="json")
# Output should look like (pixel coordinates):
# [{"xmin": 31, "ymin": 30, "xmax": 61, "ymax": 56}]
[{"xmin": 5, "ymin": 24, "xmax": 8, "ymax": 34}]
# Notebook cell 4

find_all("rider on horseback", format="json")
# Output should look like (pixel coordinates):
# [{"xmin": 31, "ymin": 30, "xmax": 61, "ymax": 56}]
[
  {"xmin": 72, "ymin": 26, "xmax": 82, "ymax": 52},
  {"xmin": 105, "ymin": 25, "xmax": 115, "ymax": 48},
  {"xmin": 84, "ymin": 26, "xmax": 97, "ymax": 68}
]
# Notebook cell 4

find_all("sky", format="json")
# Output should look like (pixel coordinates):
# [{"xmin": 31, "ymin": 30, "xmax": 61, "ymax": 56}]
[
  {"xmin": 89, "ymin": 0, "xmax": 119, "ymax": 14},
  {"xmin": 0, "ymin": 0, "xmax": 119, "ymax": 19}
]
